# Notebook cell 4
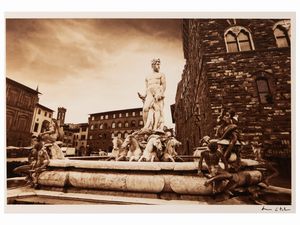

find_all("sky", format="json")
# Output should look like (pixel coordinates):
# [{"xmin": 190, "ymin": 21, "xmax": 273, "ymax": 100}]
[{"xmin": 6, "ymin": 19, "xmax": 186, "ymax": 127}]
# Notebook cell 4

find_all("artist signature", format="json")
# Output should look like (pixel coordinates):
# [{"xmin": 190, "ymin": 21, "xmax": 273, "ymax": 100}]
[{"xmin": 261, "ymin": 206, "xmax": 291, "ymax": 212}]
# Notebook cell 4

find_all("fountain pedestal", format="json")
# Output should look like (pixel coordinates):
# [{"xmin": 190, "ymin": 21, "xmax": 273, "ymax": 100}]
[{"xmin": 37, "ymin": 159, "xmax": 262, "ymax": 198}]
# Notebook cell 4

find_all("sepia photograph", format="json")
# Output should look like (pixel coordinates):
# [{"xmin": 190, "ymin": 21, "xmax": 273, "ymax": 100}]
[{"xmin": 5, "ymin": 15, "xmax": 293, "ymax": 211}]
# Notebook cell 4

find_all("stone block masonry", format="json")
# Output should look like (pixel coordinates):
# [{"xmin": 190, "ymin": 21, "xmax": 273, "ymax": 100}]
[{"xmin": 175, "ymin": 19, "xmax": 291, "ymax": 161}]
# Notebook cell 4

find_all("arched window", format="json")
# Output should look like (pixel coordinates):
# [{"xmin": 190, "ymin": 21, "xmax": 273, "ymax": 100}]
[
  {"xmin": 90, "ymin": 125, "xmax": 94, "ymax": 130},
  {"xmin": 225, "ymin": 26, "xmax": 254, "ymax": 52},
  {"xmin": 226, "ymin": 31, "xmax": 239, "ymax": 52},
  {"xmin": 273, "ymin": 20, "xmax": 291, "ymax": 48},
  {"xmin": 118, "ymin": 133, "xmax": 122, "ymax": 138},
  {"xmin": 111, "ymin": 122, "xmax": 116, "ymax": 129},
  {"xmin": 256, "ymin": 78, "xmax": 272, "ymax": 104},
  {"xmin": 100, "ymin": 124, "xmax": 103, "ymax": 129},
  {"xmin": 238, "ymin": 30, "xmax": 252, "ymax": 51},
  {"xmin": 139, "ymin": 120, "xmax": 143, "ymax": 126},
  {"xmin": 131, "ymin": 120, "xmax": 136, "ymax": 127},
  {"xmin": 103, "ymin": 123, "xmax": 108, "ymax": 129},
  {"xmin": 125, "ymin": 122, "xmax": 129, "ymax": 128},
  {"xmin": 118, "ymin": 122, "xmax": 122, "ymax": 128}
]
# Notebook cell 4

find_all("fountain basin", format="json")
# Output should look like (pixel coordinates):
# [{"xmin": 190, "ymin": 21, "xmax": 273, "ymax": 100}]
[{"xmin": 37, "ymin": 159, "xmax": 263, "ymax": 196}]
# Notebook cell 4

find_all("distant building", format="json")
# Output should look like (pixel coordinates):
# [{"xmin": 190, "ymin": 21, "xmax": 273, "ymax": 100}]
[
  {"xmin": 30, "ymin": 103, "xmax": 54, "ymax": 137},
  {"xmin": 174, "ymin": 19, "xmax": 291, "ymax": 165},
  {"xmin": 60, "ymin": 123, "xmax": 88, "ymax": 155},
  {"xmin": 57, "ymin": 107, "xmax": 67, "ymax": 125},
  {"xmin": 75, "ymin": 123, "xmax": 89, "ymax": 156},
  {"xmin": 87, "ymin": 108, "xmax": 143, "ymax": 153},
  {"xmin": 6, "ymin": 77, "xmax": 40, "ymax": 147},
  {"xmin": 62, "ymin": 123, "xmax": 79, "ymax": 148}
]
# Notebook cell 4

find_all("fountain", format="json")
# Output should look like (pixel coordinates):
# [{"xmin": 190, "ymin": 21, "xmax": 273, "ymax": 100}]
[{"xmin": 7, "ymin": 59, "xmax": 290, "ymax": 205}]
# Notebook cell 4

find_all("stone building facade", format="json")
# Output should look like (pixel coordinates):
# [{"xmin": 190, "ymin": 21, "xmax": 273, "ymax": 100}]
[
  {"xmin": 74, "ymin": 123, "xmax": 89, "ymax": 156},
  {"xmin": 62, "ymin": 123, "xmax": 80, "ymax": 147},
  {"xmin": 6, "ymin": 77, "xmax": 40, "ymax": 146},
  {"xmin": 87, "ymin": 108, "xmax": 143, "ymax": 153},
  {"xmin": 30, "ymin": 103, "xmax": 54, "ymax": 137},
  {"xmin": 174, "ymin": 19, "xmax": 291, "ymax": 164}
]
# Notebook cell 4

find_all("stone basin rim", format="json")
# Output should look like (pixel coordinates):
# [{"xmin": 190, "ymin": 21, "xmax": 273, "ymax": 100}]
[{"xmin": 49, "ymin": 159, "xmax": 260, "ymax": 171}]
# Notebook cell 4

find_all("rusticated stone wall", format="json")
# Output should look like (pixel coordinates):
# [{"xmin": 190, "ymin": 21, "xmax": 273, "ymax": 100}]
[{"xmin": 174, "ymin": 19, "xmax": 291, "ymax": 162}]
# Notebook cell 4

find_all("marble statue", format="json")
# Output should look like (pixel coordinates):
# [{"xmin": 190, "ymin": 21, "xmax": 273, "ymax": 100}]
[
  {"xmin": 138, "ymin": 135, "xmax": 163, "ymax": 162},
  {"xmin": 121, "ymin": 134, "xmax": 142, "ymax": 161},
  {"xmin": 39, "ymin": 119, "xmax": 65, "ymax": 160},
  {"xmin": 161, "ymin": 137, "xmax": 183, "ymax": 162},
  {"xmin": 138, "ymin": 58, "xmax": 166, "ymax": 131}
]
